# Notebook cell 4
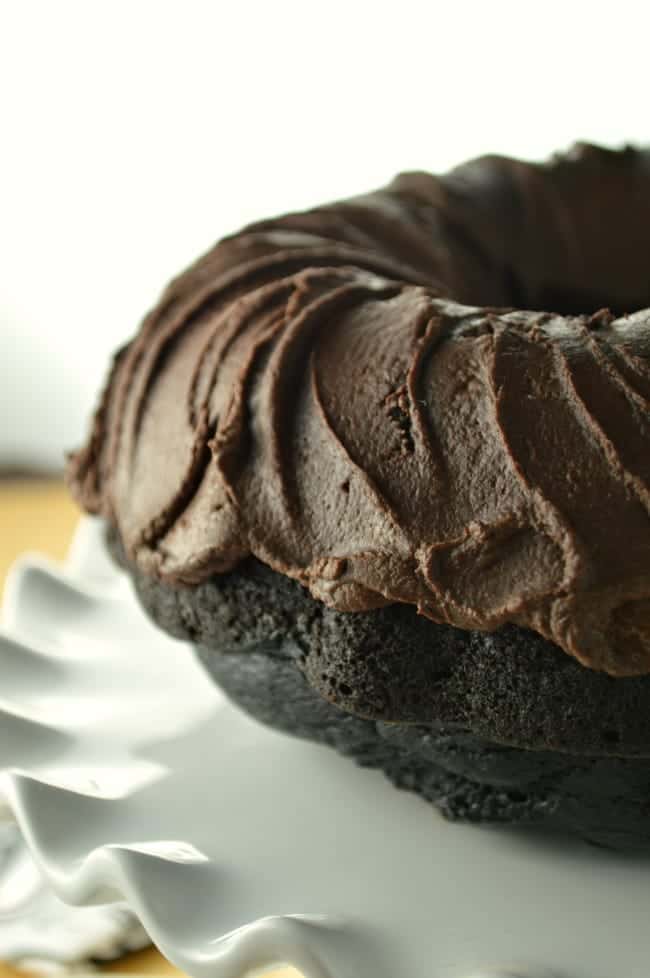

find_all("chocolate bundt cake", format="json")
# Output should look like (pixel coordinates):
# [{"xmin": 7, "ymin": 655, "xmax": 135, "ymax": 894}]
[{"xmin": 68, "ymin": 143, "xmax": 650, "ymax": 848}]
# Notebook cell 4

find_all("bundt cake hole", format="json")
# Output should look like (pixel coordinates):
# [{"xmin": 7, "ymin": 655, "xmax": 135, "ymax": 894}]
[{"xmin": 501, "ymin": 268, "xmax": 647, "ymax": 319}]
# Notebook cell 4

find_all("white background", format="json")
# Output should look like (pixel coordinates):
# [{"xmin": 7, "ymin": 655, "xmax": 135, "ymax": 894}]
[{"xmin": 1, "ymin": 0, "xmax": 648, "ymax": 470}]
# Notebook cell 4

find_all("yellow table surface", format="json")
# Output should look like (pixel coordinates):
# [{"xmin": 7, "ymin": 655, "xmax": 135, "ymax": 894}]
[{"xmin": 0, "ymin": 479, "xmax": 298, "ymax": 978}]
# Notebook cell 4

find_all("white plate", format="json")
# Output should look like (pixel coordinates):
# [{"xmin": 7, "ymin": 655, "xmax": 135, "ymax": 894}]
[{"xmin": 1, "ymin": 518, "xmax": 649, "ymax": 978}]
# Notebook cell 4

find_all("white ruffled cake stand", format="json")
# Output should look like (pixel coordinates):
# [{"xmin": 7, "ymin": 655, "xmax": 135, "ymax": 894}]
[{"xmin": 0, "ymin": 518, "xmax": 648, "ymax": 978}]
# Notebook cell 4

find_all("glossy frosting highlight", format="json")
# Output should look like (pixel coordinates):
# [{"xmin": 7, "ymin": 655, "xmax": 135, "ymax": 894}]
[{"xmin": 69, "ymin": 144, "xmax": 650, "ymax": 676}]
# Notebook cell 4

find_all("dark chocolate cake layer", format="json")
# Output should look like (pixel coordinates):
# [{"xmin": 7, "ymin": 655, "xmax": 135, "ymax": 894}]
[{"xmin": 108, "ymin": 528, "xmax": 650, "ymax": 849}]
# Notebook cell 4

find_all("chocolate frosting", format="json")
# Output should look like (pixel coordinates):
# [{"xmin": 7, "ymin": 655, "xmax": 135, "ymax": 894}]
[{"xmin": 68, "ymin": 144, "xmax": 650, "ymax": 676}]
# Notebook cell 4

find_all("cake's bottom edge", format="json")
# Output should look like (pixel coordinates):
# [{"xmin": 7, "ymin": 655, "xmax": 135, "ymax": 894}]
[
  {"xmin": 105, "ymin": 521, "xmax": 650, "ymax": 848},
  {"xmin": 196, "ymin": 643, "xmax": 650, "ymax": 851}
]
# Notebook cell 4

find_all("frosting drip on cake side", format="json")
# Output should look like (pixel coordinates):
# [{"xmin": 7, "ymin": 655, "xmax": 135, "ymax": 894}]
[{"xmin": 68, "ymin": 144, "xmax": 650, "ymax": 676}]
